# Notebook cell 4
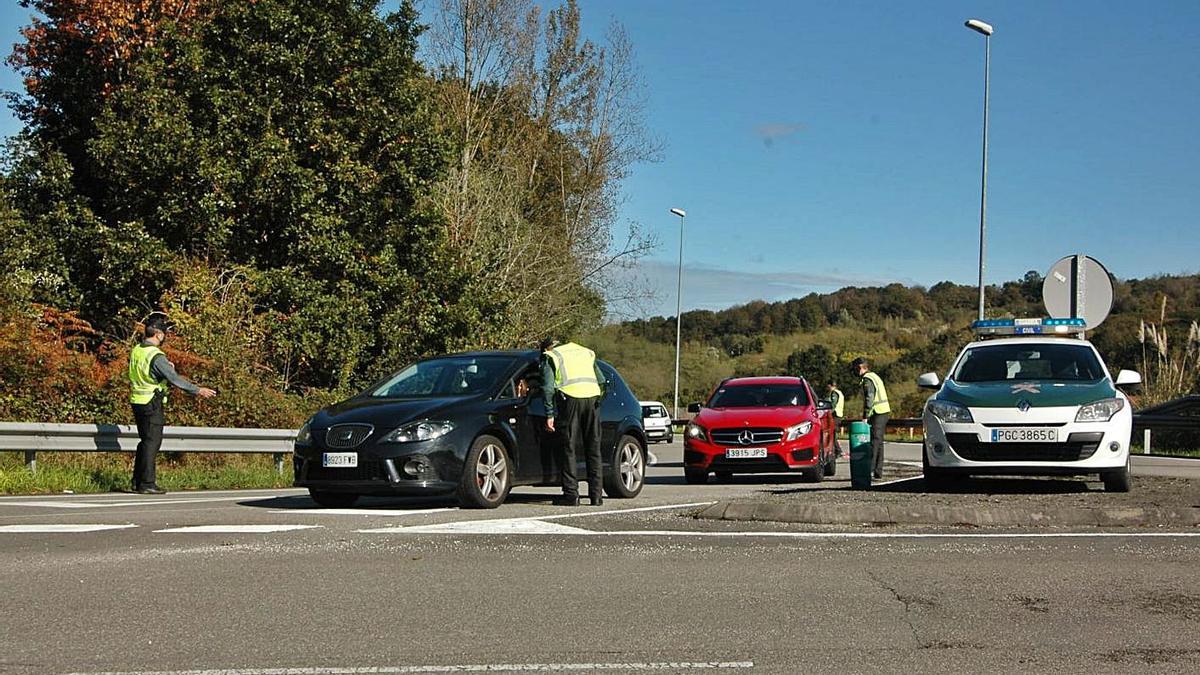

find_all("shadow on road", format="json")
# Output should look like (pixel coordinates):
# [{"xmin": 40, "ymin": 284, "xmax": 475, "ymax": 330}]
[
  {"xmin": 237, "ymin": 494, "xmax": 459, "ymax": 510},
  {"xmin": 883, "ymin": 476, "xmax": 1101, "ymax": 495},
  {"xmin": 238, "ymin": 489, "xmax": 605, "ymax": 510},
  {"xmin": 763, "ymin": 475, "xmax": 1101, "ymax": 496}
]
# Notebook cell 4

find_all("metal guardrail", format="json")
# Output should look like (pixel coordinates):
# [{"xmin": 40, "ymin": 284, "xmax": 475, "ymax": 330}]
[{"xmin": 0, "ymin": 422, "xmax": 297, "ymax": 474}]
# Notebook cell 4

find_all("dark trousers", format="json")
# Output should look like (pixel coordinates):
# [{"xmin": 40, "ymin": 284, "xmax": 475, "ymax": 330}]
[
  {"xmin": 132, "ymin": 394, "xmax": 165, "ymax": 488},
  {"xmin": 869, "ymin": 413, "xmax": 889, "ymax": 478},
  {"xmin": 559, "ymin": 394, "xmax": 602, "ymax": 497},
  {"xmin": 832, "ymin": 416, "xmax": 843, "ymax": 456}
]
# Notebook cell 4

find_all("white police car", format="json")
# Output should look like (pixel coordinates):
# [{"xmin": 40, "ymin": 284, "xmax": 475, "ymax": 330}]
[{"xmin": 918, "ymin": 318, "xmax": 1142, "ymax": 492}]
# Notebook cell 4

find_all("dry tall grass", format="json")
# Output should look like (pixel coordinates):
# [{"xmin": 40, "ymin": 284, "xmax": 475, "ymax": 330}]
[{"xmin": 1137, "ymin": 295, "xmax": 1200, "ymax": 407}]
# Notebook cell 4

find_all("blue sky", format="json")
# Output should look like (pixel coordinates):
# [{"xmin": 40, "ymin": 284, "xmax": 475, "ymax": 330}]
[{"xmin": 3, "ymin": 1, "xmax": 1197, "ymax": 318}]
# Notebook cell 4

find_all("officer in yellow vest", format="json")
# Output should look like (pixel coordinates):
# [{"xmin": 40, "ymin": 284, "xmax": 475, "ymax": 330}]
[
  {"xmin": 825, "ymin": 381, "xmax": 845, "ymax": 458},
  {"xmin": 540, "ymin": 338, "xmax": 607, "ymax": 506},
  {"xmin": 852, "ymin": 357, "xmax": 891, "ymax": 479},
  {"xmin": 128, "ymin": 318, "xmax": 217, "ymax": 494}
]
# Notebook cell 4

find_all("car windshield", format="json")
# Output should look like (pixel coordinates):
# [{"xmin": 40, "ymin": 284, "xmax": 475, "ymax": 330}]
[
  {"xmin": 709, "ymin": 384, "xmax": 809, "ymax": 408},
  {"xmin": 642, "ymin": 406, "xmax": 667, "ymax": 418},
  {"xmin": 367, "ymin": 355, "xmax": 517, "ymax": 398},
  {"xmin": 952, "ymin": 343, "xmax": 1105, "ymax": 383}
]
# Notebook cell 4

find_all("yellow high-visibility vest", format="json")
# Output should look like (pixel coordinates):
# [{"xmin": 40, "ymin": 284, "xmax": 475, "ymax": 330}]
[
  {"xmin": 129, "ymin": 344, "xmax": 168, "ymax": 405},
  {"xmin": 830, "ymin": 387, "xmax": 845, "ymax": 417},
  {"xmin": 547, "ymin": 343, "xmax": 602, "ymax": 399},
  {"xmin": 862, "ymin": 371, "xmax": 891, "ymax": 416}
]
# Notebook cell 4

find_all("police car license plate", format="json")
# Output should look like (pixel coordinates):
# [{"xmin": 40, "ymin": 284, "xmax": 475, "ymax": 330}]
[
  {"xmin": 990, "ymin": 428, "xmax": 1059, "ymax": 443},
  {"xmin": 726, "ymin": 447, "xmax": 768, "ymax": 459},
  {"xmin": 322, "ymin": 452, "xmax": 358, "ymax": 468}
]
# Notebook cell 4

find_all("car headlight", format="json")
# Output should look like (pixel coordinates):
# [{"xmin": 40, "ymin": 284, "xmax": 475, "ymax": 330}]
[
  {"xmin": 927, "ymin": 399, "xmax": 974, "ymax": 424},
  {"xmin": 686, "ymin": 422, "xmax": 708, "ymax": 442},
  {"xmin": 383, "ymin": 420, "xmax": 455, "ymax": 443},
  {"xmin": 295, "ymin": 422, "xmax": 313, "ymax": 446},
  {"xmin": 1075, "ymin": 398, "xmax": 1124, "ymax": 423},
  {"xmin": 785, "ymin": 421, "xmax": 813, "ymax": 441}
]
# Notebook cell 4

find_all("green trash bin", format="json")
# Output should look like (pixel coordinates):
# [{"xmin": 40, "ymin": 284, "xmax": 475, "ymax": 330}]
[{"xmin": 849, "ymin": 420, "xmax": 872, "ymax": 489}]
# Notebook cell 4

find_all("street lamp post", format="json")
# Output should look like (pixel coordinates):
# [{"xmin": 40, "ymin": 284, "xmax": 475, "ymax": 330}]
[
  {"xmin": 669, "ymin": 207, "xmax": 686, "ymax": 420},
  {"xmin": 966, "ymin": 18, "xmax": 993, "ymax": 321}
]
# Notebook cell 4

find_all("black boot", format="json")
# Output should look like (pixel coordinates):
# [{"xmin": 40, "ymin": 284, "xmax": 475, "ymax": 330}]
[
  {"xmin": 553, "ymin": 494, "xmax": 579, "ymax": 507},
  {"xmin": 590, "ymin": 493, "xmax": 603, "ymax": 506}
]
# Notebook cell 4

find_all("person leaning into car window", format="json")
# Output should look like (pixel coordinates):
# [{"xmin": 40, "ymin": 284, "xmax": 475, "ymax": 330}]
[
  {"xmin": 540, "ymin": 338, "xmax": 608, "ymax": 507},
  {"xmin": 826, "ymin": 380, "xmax": 845, "ymax": 458}
]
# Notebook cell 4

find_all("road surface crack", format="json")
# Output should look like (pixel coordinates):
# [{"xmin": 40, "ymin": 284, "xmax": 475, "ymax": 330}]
[{"xmin": 870, "ymin": 572, "xmax": 925, "ymax": 648}]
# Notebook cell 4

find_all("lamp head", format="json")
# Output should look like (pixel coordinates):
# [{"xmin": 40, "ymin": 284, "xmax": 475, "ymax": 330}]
[
  {"xmin": 669, "ymin": 208, "xmax": 686, "ymax": 218},
  {"xmin": 965, "ymin": 19, "xmax": 994, "ymax": 36}
]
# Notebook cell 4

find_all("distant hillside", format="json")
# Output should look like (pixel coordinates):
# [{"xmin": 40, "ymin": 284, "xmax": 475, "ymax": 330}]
[{"xmin": 585, "ymin": 272, "xmax": 1200, "ymax": 416}]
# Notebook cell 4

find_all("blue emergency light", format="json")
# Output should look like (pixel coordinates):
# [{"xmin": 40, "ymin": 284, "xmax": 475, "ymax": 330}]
[{"xmin": 971, "ymin": 317, "xmax": 1087, "ymax": 336}]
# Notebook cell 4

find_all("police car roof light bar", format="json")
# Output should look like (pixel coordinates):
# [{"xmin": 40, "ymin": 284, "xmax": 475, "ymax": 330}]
[{"xmin": 971, "ymin": 317, "xmax": 1087, "ymax": 336}]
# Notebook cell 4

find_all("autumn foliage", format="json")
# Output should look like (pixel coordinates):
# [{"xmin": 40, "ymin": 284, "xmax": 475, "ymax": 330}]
[{"xmin": 10, "ymin": 0, "xmax": 204, "ymax": 98}]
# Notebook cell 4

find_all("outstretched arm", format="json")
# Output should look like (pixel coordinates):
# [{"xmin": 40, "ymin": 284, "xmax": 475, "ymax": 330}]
[{"xmin": 151, "ymin": 355, "xmax": 216, "ymax": 398}]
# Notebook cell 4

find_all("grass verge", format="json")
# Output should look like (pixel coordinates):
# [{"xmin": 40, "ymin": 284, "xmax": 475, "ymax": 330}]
[{"xmin": 0, "ymin": 451, "xmax": 293, "ymax": 494}]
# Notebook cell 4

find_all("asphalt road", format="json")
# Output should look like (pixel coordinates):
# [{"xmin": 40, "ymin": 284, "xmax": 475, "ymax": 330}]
[{"xmin": 2, "ymin": 441, "xmax": 1199, "ymax": 675}]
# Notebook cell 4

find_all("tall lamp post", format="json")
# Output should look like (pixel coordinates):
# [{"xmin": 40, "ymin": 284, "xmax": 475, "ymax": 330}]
[
  {"xmin": 669, "ymin": 207, "xmax": 686, "ymax": 420},
  {"xmin": 965, "ymin": 18, "xmax": 993, "ymax": 321}
]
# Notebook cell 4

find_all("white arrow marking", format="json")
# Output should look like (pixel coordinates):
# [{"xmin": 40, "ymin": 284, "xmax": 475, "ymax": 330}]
[
  {"xmin": 357, "ymin": 501, "xmax": 715, "ymax": 534},
  {"xmin": 398, "ymin": 520, "xmax": 594, "ymax": 535}
]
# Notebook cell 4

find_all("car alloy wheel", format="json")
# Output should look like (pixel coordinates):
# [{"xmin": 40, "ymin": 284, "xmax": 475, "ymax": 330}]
[
  {"xmin": 476, "ymin": 442, "xmax": 508, "ymax": 501},
  {"xmin": 458, "ymin": 434, "xmax": 512, "ymax": 508},
  {"xmin": 619, "ymin": 440, "xmax": 644, "ymax": 492},
  {"xmin": 604, "ymin": 435, "xmax": 647, "ymax": 498}
]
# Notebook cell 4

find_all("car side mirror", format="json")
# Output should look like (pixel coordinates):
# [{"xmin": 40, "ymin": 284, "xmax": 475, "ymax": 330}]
[
  {"xmin": 917, "ymin": 372, "xmax": 941, "ymax": 390},
  {"xmin": 1115, "ymin": 369, "xmax": 1142, "ymax": 389},
  {"xmin": 687, "ymin": 402, "xmax": 702, "ymax": 414},
  {"xmin": 815, "ymin": 399, "xmax": 832, "ymax": 411}
]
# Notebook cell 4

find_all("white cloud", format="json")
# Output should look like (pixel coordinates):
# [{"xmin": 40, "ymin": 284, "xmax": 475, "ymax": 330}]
[{"xmin": 609, "ymin": 259, "xmax": 886, "ymax": 319}]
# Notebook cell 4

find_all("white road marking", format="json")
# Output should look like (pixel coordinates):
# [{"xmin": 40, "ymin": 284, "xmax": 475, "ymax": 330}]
[
  {"xmin": 153, "ymin": 525, "xmax": 322, "ymax": 534},
  {"xmin": 357, "ymin": 501, "xmax": 715, "ymax": 533},
  {"xmin": 268, "ymin": 508, "xmax": 455, "ymax": 517},
  {"xmin": 0, "ymin": 523, "xmax": 137, "ymax": 533},
  {"xmin": 873, "ymin": 475, "xmax": 924, "ymax": 486},
  {"xmin": 398, "ymin": 520, "xmax": 594, "ymax": 535},
  {"xmin": 63, "ymin": 662, "xmax": 755, "ymax": 674}
]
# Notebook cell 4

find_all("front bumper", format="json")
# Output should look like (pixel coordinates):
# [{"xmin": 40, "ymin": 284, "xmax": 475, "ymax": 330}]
[
  {"xmin": 684, "ymin": 434, "xmax": 822, "ymax": 473},
  {"xmin": 292, "ymin": 435, "xmax": 465, "ymax": 495},
  {"xmin": 645, "ymin": 425, "xmax": 672, "ymax": 440},
  {"xmin": 923, "ymin": 405, "xmax": 1130, "ymax": 474}
]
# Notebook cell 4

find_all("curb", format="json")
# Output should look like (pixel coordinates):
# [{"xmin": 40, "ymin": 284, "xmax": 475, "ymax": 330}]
[{"xmin": 696, "ymin": 501, "xmax": 1200, "ymax": 528}]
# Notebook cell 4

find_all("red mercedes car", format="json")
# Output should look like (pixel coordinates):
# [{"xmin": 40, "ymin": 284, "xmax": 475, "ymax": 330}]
[{"xmin": 683, "ymin": 376, "xmax": 837, "ymax": 484}]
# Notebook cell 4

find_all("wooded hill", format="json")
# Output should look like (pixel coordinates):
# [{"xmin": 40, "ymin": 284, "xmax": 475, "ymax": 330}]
[{"xmin": 584, "ymin": 272, "xmax": 1200, "ymax": 417}]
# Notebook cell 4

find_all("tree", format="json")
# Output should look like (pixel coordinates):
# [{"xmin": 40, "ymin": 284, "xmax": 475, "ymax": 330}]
[
  {"xmin": 786, "ymin": 344, "xmax": 845, "ymax": 391},
  {"xmin": 7, "ymin": 0, "xmax": 461, "ymax": 390},
  {"xmin": 423, "ymin": 0, "xmax": 658, "ymax": 345}
]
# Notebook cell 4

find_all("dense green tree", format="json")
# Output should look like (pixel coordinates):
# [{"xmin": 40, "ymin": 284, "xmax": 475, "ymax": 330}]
[{"xmin": 6, "ymin": 0, "xmax": 485, "ymax": 390}]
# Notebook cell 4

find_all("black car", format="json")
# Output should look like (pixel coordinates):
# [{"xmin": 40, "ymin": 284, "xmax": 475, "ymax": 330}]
[{"xmin": 293, "ymin": 350, "xmax": 649, "ymax": 508}]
